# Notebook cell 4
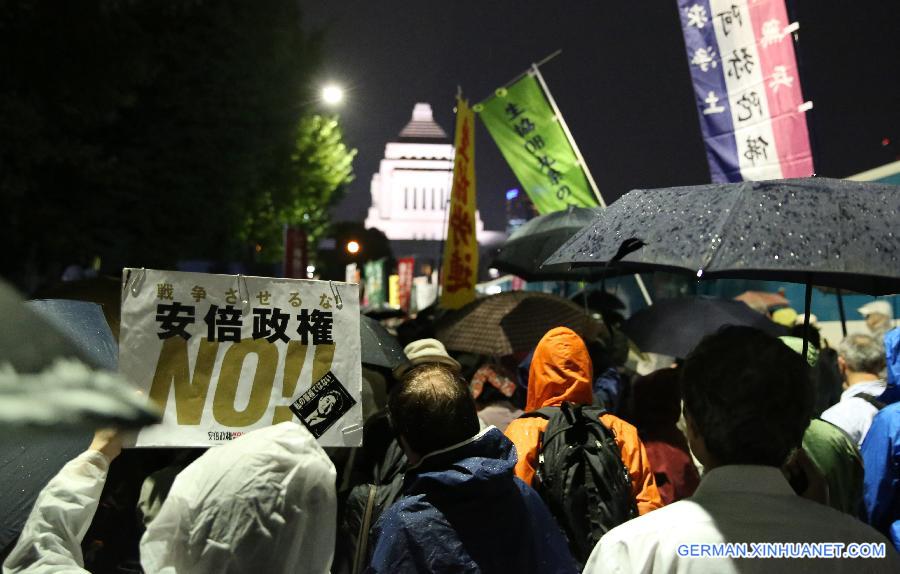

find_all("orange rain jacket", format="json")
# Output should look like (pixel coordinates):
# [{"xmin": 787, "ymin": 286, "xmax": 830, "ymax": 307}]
[{"xmin": 504, "ymin": 327, "xmax": 664, "ymax": 516}]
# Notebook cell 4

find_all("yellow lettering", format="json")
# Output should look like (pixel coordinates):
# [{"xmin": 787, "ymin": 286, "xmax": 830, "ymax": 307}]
[
  {"xmin": 213, "ymin": 339, "xmax": 278, "ymax": 427},
  {"xmin": 149, "ymin": 338, "xmax": 219, "ymax": 425}
]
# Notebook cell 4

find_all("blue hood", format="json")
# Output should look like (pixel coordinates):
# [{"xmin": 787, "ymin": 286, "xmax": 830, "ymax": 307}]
[
  {"xmin": 403, "ymin": 427, "xmax": 518, "ymax": 497},
  {"xmin": 880, "ymin": 328, "xmax": 900, "ymax": 404}
]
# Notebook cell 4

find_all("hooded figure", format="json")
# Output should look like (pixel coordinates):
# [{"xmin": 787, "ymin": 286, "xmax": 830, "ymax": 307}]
[
  {"xmin": 4, "ymin": 422, "xmax": 337, "ymax": 574},
  {"xmin": 504, "ymin": 327, "xmax": 663, "ymax": 515}
]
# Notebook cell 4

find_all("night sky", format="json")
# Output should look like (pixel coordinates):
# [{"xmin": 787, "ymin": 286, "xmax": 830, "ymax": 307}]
[{"xmin": 304, "ymin": 1, "xmax": 900, "ymax": 232}]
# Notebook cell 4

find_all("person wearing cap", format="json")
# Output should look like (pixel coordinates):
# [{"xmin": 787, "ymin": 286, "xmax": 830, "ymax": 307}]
[
  {"xmin": 820, "ymin": 333, "xmax": 888, "ymax": 446},
  {"xmin": 859, "ymin": 300, "xmax": 895, "ymax": 341},
  {"xmin": 393, "ymin": 338, "xmax": 461, "ymax": 378}
]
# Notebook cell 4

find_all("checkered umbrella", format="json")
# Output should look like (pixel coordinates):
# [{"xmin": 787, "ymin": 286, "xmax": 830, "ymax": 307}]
[{"xmin": 435, "ymin": 291, "xmax": 604, "ymax": 356}]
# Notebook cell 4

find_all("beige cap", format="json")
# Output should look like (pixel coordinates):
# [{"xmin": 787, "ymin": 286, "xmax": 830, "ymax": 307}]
[
  {"xmin": 858, "ymin": 300, "xmax": 893, "ymax": 318},
  {"xmin": 393, "ymin": 338, "xmax": 461, "ymax": 378}
]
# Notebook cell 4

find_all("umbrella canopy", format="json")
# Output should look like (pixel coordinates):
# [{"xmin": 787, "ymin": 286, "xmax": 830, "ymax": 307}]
[
  {"xmin": 622, "ymin": 296, "xmax": 787, "ymax": 359},
  {"xmin": 435, "ymin": 291, "xmax": 603, "ymax": 356},
  {"xmin": 0, "ymin": 281, "xmax": 159, "ymax": 430},
  {"xmin": 360, "ymin": 315, "xmax": 406, "ymax": 369},
  {"xmin": 493, "ymin": 205, "xmax": 608, "ymax": 281},
  {"xmin": 544, "ymin": 178, "xmax": 900, "ymax": 295}
]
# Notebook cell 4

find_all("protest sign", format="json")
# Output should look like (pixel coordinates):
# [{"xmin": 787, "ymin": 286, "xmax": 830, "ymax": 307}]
[{"xmin": 120, "ymin": 268, "xmax": 362, "ymax": 447}]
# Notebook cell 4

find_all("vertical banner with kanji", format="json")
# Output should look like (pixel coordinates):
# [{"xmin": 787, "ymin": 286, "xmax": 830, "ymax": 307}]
[
  {"xmin": 440, "ymin": 96, "xmax": 479, "ymax": 309},
  {"xmin": 364, "ymin": 258, "xmax": 386, "ymax": 308},
  {"xmin": 397, "ymin": 257, "xmax": 415, "ymax": 313},
  {"xmin": 119, "ymin": 269, "xmax": 362, "ymax": 447},
  {"xmin": 476, "ymin": 73, "xmax": 599, "ymax": 214},
  {"xmin": 678, "ymin": 0, "xmax": 814, "ymax": 182}
]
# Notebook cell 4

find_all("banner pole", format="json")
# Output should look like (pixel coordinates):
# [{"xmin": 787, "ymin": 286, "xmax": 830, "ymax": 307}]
[{"xmin": 531, "ymin": 64, "xmax": 652, "ymax": 306}]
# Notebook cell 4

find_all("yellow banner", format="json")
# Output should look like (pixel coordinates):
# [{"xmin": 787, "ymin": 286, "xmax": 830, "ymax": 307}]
[{"xmin": 440, "ymin": 96, "xmax": 478, "ymax": 309}]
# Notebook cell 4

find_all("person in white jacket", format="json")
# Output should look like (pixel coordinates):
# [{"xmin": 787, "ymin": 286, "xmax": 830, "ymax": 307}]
[{"xmin": 3, "ymin": 422, "xmax": 337, "ymax": 574}]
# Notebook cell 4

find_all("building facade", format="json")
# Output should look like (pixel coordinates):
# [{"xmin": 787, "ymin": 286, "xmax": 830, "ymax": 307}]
[{"xmin": 365, "ymin": 103, "xmax": 485, "ymax": 243}]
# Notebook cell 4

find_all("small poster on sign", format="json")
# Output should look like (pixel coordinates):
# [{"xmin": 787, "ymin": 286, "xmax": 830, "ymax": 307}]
[{"xmin": 119, "ymin": 268, "xmax": 362, "ymax": 447}]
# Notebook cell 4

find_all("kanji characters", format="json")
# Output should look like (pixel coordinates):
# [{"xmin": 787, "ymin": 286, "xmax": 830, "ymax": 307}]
[
  {"xmin": 252, "ymin": 307, "xmax": 291, "ymax": 343},
  {"xmin": 513, "ymin": 117, "xmax": 536, "ymax": 137},
  {"xmin": 703, "ymin": 91, "xmax": 726, "ymax": 115},
  {"xmin": 204, "ymin": 304, "xmax": 242, "ymax": 342},
  {"xmin": 743, "ymin": 135, "xmax": 770, "ymax": 165},
  {"xmin": 296, "ymin": 308, "xmax": 334, "ymax": 345},
  {"xmin": 735, "ymin": 91, "xmax": 762, "ymax": 122},
  {"xmin": 726, "ymin": 48, "xmax": 754, "ymax": 81},
  {"xmin": 157, "ymin": 282, "xmax": 174, "ymax": 300},
  {"xmin": 445, "ymin": 251, "xmax": 473, "ymax": 293},
  {"xmin": 685, "ymin": 4, "xmax": 708, "ymax": 29},
  {"xmin": 768, "ymin": 65, "xmax": 794, "ymax": 92},
  {"xmin": 691, "ymin": 47, "xmax": 718, "ymax": 72},
  {"xmin": 505, "ymin": 102, "xmax": 525, "ymax": 121},
  {"xmin": 449, "ymin": 204, "xmax": 473, "ymax": 247},
  {"xmin": 760, "ymin": 18, "xmax": 785, "ymax": 47},
  {"xmin": 190, "ymin": 285, "xmax": 207, "ymax": 302},
  {"xmin": 156, "ymin": 302, "xmax": 195, "ymax": 340},
  {"xmin": 714, "ymin": 4, "xmax": 743, "ymax": 36}
]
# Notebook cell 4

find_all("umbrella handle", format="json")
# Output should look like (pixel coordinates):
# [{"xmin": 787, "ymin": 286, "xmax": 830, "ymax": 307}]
[{"xmin": 802, "ymin": 279, "xmax": 812, "ymax": 359}]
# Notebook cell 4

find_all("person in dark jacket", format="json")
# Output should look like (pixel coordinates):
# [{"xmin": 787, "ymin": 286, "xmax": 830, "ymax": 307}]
[
  {"xmin": 366, "ymin": 364, "xmax": 577, "ymax": 574},
  {"xmin": 623, "ymin": 368, "xmax": 700, "ymax": 504}
]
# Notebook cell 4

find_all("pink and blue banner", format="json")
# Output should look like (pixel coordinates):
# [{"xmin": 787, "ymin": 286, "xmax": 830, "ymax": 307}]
[{"xmin": 678, "ymin": 0, "xmax": 814, "ymax": 182}]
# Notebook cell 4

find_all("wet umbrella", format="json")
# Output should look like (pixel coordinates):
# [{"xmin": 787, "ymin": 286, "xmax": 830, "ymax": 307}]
[
  {"xmin": 360, "ymin": 315, "xmax": 406, "ymax": 369},
  {"xmin": 544, "ymin": 178, "xmax": 900, "ymax": 294},
  {"xmin": 435, "ymin": 291, "xmax": 604, "ymax": 356},
  {"xmin": 544, "ymin": 178, "xmax": 900, "ymax": 355},
  {"xmin": 0, "ymin": 295, "xmax": 156, "ymax": 555},
  {"xmin": 623, "ymin": 296, "xmax": 787, "ymax": 358},
  {"xmin": 493, "ymin": 206, "xmax": 607, "ymax": 281}
]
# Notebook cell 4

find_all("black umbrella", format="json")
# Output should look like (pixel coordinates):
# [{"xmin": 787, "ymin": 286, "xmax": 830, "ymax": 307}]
[
  {"xmin": 360, "ymin": 315, "xmax": 406, "ymax": 369},
  {"xmin": 544, "ymin": 178, "xmax": 900, "ymax": 355},
  {"xmin": 545, "ymin": 178, "xmax": 900, "ymax": 294},
  {"xmin": 622, "ymin": 296, "xmax": 787, "ymax": 359},
  {"xmin": 493, "ymin": 205, "xmax": 607, "ymax": 281}
]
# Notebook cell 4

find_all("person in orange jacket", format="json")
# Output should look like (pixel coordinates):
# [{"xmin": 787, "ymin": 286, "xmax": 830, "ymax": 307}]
[{"xmin": 504, "ymin": 326, "xmax": 664, "ymax": 516}]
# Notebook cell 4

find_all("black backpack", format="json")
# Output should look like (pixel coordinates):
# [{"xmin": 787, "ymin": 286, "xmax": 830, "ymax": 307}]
[{"xmin": 520, "ymin": 401, "xmax": 638, "ymax": 563}]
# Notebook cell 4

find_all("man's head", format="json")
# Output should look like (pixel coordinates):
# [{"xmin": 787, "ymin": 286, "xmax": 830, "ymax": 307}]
[
  {"xmin": 389, "ymin": 363, "xmax": 480, "ymax": 463},
  {"xmin": 681, "ymin": 326, "xmax": 813, "ymax": 469},
  {"xmin": 858, "ymin": 300, "xmax": 893, "ymax": 335},
  {"xmin": 837, "ymin": 333, "xmax": 886, "ymax": 378}
]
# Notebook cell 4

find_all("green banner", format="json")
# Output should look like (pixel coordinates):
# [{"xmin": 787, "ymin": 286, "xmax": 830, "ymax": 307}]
[
  {"xmin": 476, "ymin": 73, "xmax": 598, "ymax": 214},
  {"xmin": 364, "ymin": 258, "xmax": 385, "ymax": 307}
]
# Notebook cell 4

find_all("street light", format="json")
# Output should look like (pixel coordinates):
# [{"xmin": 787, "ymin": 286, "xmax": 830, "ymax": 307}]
[
  {"xmin": 321, "ymin": 84, "xmax": 344, "ymax": 106},
  {"xmin": 345, "ymin": 239, "xmax": 360, "ymax": 255}
]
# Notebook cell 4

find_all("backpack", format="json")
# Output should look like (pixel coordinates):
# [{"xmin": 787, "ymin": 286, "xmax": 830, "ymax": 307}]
[{"xmin": 520, "ymin": 401, "xmax": 638, "ymax": 563}]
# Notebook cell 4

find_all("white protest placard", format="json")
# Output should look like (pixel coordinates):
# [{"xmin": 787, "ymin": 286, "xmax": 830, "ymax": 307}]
[{"xmin": 120, "ymin": 268, "xmax": 362, "ymax": 447}]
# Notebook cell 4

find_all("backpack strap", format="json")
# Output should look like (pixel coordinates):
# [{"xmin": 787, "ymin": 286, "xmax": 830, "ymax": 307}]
[
  {"xmin": 352, "ymin": 484, "xmax": 378, "ymax": 574},
  {"xmin": 855, "ymin": 393, "xmax": 887, "ymax": 411}
]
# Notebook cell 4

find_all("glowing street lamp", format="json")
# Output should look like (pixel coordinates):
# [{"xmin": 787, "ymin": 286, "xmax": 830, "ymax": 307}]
[
  {"xmin": 345, "ymin": 239, "xmax": 361, "ymax": 255},
  {"xmin": 321, "ymin": 84, "xmax": 344, "ymax": 106}
]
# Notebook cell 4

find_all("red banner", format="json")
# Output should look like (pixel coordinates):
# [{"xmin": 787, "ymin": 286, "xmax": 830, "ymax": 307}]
[
  {"xmin": 397, "ymin": 257, "xmax": 415, "ymax": 313},
  {"xmin": 283, "ymin": 226, "xmax": 308, "ymax": 279}
]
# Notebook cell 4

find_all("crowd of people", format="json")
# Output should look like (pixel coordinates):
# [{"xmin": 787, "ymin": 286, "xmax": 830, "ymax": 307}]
[{"xmin": 3, "ymin": 292, "xmax": 900, "ymax": 573}]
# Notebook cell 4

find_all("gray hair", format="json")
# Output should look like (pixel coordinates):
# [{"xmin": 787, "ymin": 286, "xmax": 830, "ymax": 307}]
[{"xmin": 838, "ymin": 334, "xmax": 886, "ymax": 374}]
